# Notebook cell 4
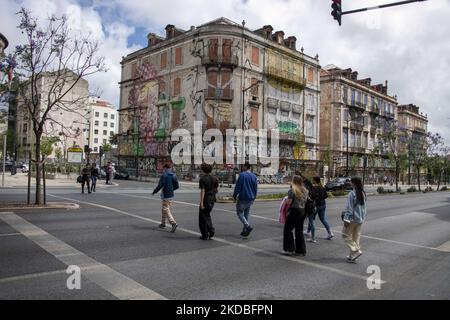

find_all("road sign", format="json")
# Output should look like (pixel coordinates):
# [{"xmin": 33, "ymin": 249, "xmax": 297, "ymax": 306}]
[{"xmin": 67, "ymin": 147, "xmax": 83, "ymax": 164}]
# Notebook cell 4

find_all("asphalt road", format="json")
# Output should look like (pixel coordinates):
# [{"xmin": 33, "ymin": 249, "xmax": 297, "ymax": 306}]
[{"xmin": 0, "ymin": 180, "xmax": 449, "ymax": 300}]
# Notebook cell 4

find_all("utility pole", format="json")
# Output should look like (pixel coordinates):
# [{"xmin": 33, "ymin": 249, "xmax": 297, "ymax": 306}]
[{"xmin": 2, "ymin": 135, "xmax": 6, "ymax": 187}]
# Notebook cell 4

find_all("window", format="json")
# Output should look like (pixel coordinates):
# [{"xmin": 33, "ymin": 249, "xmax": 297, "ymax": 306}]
[
  {"xmin": 95, "ymin": 121, "xmax": 99, "ymax": 126},
  {"xmin": 95, "ymin": 112, "xmax": 99, "ymax": 117},
  {"xmin": 208, "ymin": 39, "xmax": 219, "ymax": 61},
  {"xmin": 131, "ymin": 63, "xmax": 138, "ymax": 78},
  {"xmin": 363, "ymin": 94, "xmax": 368, "ymax": 106},
  {"xmin": 94, "ymin": 138, "xmax": 98, "ymax": 144},
  {"xmin": 103, "ymin": 139, "xmax": 107, "ymax": 144},
  {"xmin": 343, "ymin": 87, "xmax": 348, "ymax": 103},
  {"xmin": 110, "ymin": 123, "xmax": 114, "ymax": 128},
  {"xmin": 250, "ymin": 108, "xmax": 258, "ymax": 130},
  {"xmin": 94, "ymin": 130, "xmax": 98, "ymax": 135},
  {"xmin": 103, "ymin": 130, "xmax": 107, "ymax": 135},
  {"xmin": 173, "ymin": 77, "xmax": 181, "ymax": 96},
  {"xmin": 103, "ymin": 122, "xmax": 107, "ymax": 127},
  {"xmin": 111, "ymin": 114, "xmax": 115, "ymax": 120},
  {"xmin": 110, "ymin": 131, "xmax": 114, "ymax": 136},
  {"xmin": 222, "ymin": 39, "xmax": 232, "ymax": 59},
  {"xmin": 175, "ymin": 47, "xmax": 183, "ymax": 66},
  {"xmin": 307, "ymin": 68, "xmax": 314, "ymax": 83},
  {"xmin": 356, "ymin": 91, "xmax": 361, "ymax": 104},
  {"xmin": 343, "ymin": 129, "xmax": 348, "ymax": 146},
  {"xmin": 160, "ymin": 52, "xmax": 167, "ymax": 69},
  {"xmin": 104, "ymin": 113, "xmax": 108, "ymax": 118},
  {"xmin": 251, "ymin": 46, "xmax": 260, "ymax": 66}
]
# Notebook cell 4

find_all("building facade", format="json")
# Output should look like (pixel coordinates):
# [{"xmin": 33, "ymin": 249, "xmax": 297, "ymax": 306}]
[
  {"xmin": 118, "ymin": 18, "xmax": 321, "ymax": 178},
  {"xmin": 397, "ymin": 104, "xmax": 428, "ymax": 184},
  {"xmin": 16, "ymin": 72, "xmax": 89, "ymax": 161},
  {"xmin": 320, "ymin": 65, "xmax": 398, "ymax": 182},
  {"xmin": 86, "ymin": 98, "xmax": 118, "ymax": 157}
]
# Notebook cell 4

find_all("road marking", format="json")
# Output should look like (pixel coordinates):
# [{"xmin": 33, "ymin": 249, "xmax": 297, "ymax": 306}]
[
  {"xmin": 118, "ymin": 193, "xmax": 450, "ymax": 253},
  {"xmin": 0, "ymin": 233, "xmax": 22, "ymax": 237},
  {"xmin": 0, "ymin": 270, "xmax": 67, "ymax": 284},
  {"xmin": 436, "ymin": 241, "xmax": 450, "ymax": 253},
  {"xmin": 0, "ymin": 212, "xmax": 167, "ymax": 300},
  {"xmin": 49, "ymin": 194, "xmax": 386, "ymax": 285}
]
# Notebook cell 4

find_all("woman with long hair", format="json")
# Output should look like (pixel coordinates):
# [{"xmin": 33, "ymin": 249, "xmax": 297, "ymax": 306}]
[
  {"xmin": 342, "ymin": 177, "xmax": 367, "ymax": 263},
  {"xmin": 312, "ymin": 177, "xmax": 334, "ymax": 240},
  {"xmin": 283, "ymin": 175, "xmax": 309, "ymax": 256}
]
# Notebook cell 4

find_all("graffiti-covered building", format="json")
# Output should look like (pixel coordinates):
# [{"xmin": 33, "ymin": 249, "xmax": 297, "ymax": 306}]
[{"xmin": 118, "ymin": 18, "xmax": 321, "ymax": 177}]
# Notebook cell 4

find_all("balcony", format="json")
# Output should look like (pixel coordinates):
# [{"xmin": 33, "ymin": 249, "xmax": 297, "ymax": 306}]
[
  {"xmin": 266, "ymin": 66, "xmax": 306, "ymax": 89},
  {"xmin": 414, "ymin": 127, "xmax": 427, "ymax": 134},
  {"xmin": 349, "ymin": 147, "xmax": 366, "ymax": 154},
  {"xmin": 201, "ymin": 55, "xmax": 239, "ymax": 68},
  {"xmin": 349, "ymin": 122, "xmax": 364, "ymax": 131},
  {"xmin": 203, "ymin": 88, "xmax": 234, "ymax": 101}
]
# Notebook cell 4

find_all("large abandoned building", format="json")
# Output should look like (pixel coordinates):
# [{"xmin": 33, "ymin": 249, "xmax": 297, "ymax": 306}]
[{"xmin": 118, "ymin": 18, "xmax": 321, "ymax": 178}]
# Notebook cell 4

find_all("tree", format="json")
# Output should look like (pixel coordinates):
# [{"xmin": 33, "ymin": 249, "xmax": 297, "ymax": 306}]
[
  {"xmin": 12, "ymin": 8, "xmax": 106, "ymax": 204},
  {"xmin": 322, "ymin": 146, "xmax": 333, "ymax": 180},
  {"xmin": 377, "ymin": 118, "xmax": 408, "ymax": 192}
]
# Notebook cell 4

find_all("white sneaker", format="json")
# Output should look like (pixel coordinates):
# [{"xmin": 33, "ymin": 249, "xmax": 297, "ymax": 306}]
[{"xmin": 307, "ymin": 238, "xmax": 317, "ymax": 243}]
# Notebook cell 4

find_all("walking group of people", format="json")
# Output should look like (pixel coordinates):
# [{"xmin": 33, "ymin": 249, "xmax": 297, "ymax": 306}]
[
  {"xmin": 79, "ymin": 161, "xmax": 114, "ymax": 194},
  {"xmin": 149, "ymin": 162, "xmax": 367, "ymax": 263}
]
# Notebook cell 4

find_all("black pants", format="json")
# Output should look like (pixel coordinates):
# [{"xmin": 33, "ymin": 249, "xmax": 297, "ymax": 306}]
[
  {"xmin": 199, "ymin": 203, "xmax": 215, "ymax": 239},
  {"xmin": 106, "ymin": 173, "xmax": 111, "ymax": 184},
  {"xmin": 82, "ymin": 177, "xmax": 90, "ymax": 193},
  {"xmin": 283, "ymin": 208, "xmax": 307, "ymax": 254}
]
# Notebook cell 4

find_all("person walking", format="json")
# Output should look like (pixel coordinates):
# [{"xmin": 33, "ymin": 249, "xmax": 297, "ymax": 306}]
[
  {"xmin": 233, "ymin": 163, "xmax": 258, "ymax": 237},
  {"xmin": 198, "ymin": 163, "xmax": 219, "ymax": 240},
  {"xmin": 152, "ymin": 163, "xmax": 180, "ymax": 233},
  {"xmin": 80, "ymin": 164, "xmax": 91, "ymax": 194},
  {"xmin": 342, "ymin": 177, "xmax": 367, "ymax": 263},
  {"xmin": 283, "ymin": 175, "xmax": 309, "ymax": 256},
  {"xmin": 312, "ymin": 177, "xmax": 334, "ymax": 240},
  {"xmin": 105, "ymin": 162, "xmax": 113, "ymax": 185},
  {"xmin": 90, "ymin": 163, "xmax": 99, "ymax": 193},
  {"xmin": 300, "ymin": 176, "xmax": 318, "ymax": 243}
]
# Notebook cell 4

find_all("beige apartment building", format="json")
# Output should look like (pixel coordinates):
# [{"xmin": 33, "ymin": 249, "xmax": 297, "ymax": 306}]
[
  {"xmin": 320, "ymin": 65, "xmax": 398, "ymax": 182},
  {"xmin": 16, "ymin": 71, "xmax": 89, "ymax": 161},
  {"xmin": 118, "ymin": 18, "xmax": 321, "ymax": 177}
]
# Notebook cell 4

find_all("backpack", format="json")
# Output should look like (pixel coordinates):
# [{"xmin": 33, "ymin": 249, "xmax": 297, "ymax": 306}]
[{"xmin": 279, "ymin": 196, "xmax": 289, "ymax": 225}]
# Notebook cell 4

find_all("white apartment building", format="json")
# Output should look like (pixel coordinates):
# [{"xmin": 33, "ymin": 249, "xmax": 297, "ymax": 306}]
[{"xmin": 86, "ymin": 98, "xmax": 118, "ymax": 155}]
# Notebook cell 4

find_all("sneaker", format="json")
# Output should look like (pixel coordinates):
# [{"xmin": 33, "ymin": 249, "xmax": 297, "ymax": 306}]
[
  {"xmin": 240, "ymin": 226, "xmax": 248, "ymax": 237},
  {"xmin": 208, "ymin": 232, "xmax": 215, "ymax": 240},
  {"xmin": 282, "ymin": 251, "xmax": 294, "ymax": 256},
  {"xmin": 245, "ymin": 226, "xmax": 254, "ymax": 236},
  {"xmin": 351, "ymin": 251, "xmax": 363, "ymax": 261},
  {"xmin": 170, "ymin": 224, "xmax": 178, "ymax": 233},
  {"xmin": 307, "ymin": 238, "xmax": 317, "ymax": 243},
  {"xmin": 303, "ymin": 231, "xmax": 310, "ymax": 236},
  {"xmin": 294, "ymin": 252, "xmax": 306, "ymax": 257},
  {"xmin": 158, "ymin": 224, "xmax": 166, "ymax": 229},
  {"xmin": 326, "ymin": 233, "xmax": 335, "ymax": 240}
]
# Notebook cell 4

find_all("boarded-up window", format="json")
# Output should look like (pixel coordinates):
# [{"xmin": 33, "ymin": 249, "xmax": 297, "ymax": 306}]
[
  {"xmin": 251, "ymin": 78, "xmax": 259, "ymax": 96},
  {"xmin": 131, "ymin": 63, "xmax": 138, "ymax": 78},
  {"xmin": 173, "ymin": 77, "xmax": 181, "ymax": 96},
  {"xmin": 250, "ymin": 108, "xmax": 258, "ymax": 130},
  {"xmin": 251, "ymin": 46, "xmax": 260, "ymax": 66},
  {"xmin": 159, "ymin": 81, "xmax": 166, "ymax": 97},
  {"xmin": 209, "ymin": 39, "xmax": 219, "ymax": 62},
  {"xmin": 207, "ymin": 70, "xmax": 218, "ymax": 98},
  {"xmin": 307, "ymin": 68, "xmax": 314, "ymax": 83},
  {"xmin": 222, "ymin": 39, "xmax": 232, "ymax": 62},
  {"xmin": 221, "ymin": 70, "xmax": 231, "ymax": 98},
  {"xmin": 175, "ymin": 47, "xmax": 183, "ymax": 66},
  {"xmin": 160, "ymin": 52, "xmax": 167, "ymax": 69}
]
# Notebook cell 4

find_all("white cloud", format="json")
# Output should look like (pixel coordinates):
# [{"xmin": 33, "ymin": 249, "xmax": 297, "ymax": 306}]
[{"xmin": 1, "ymin": 0, "xmax": 449, "ymax": 144}]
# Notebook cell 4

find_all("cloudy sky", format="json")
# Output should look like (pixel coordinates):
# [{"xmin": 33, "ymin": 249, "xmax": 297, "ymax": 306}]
[{"xmin": 1, "ymin": 0, "xmax": 449, "ymax": 144}]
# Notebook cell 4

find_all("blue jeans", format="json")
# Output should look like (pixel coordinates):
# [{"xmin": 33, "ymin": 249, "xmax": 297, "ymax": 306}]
[
  {"xmin": 308, "ymin": 205, "xmax": 331, "ymax": 237},
  {"xmin": 236, "ymin": 200, "xmax": 254, "ymax": 227}
]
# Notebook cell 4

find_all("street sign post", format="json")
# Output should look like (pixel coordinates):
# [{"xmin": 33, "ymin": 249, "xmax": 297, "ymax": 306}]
[{"xmin": 67, "ymin": 147, "xmax": 83, "ymax": 164}]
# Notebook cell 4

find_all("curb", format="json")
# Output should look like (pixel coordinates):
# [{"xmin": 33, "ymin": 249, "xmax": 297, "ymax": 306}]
[{"xmin": 0, "ymin": 202, "xmax": 80, "ymax": 211}]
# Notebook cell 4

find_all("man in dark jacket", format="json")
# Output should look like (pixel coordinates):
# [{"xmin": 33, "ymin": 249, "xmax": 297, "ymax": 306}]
[
  {"xmin": 233, "ymin": 163, "xmax": 258, "ymax": 237},
  {"xmin": 198, "ymin": 163, "xmax": 219, "ymax": 240},
  {"xmin": 152, "ymin": 163, "xmax": 180, "ymax": 233}
]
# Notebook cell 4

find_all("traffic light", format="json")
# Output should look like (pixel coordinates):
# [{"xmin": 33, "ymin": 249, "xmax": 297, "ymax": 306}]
[
  {"xmin": 99, "ymin": 146, "xmax": 104, "ymax": 159},
  {"xmin": 331, "ymin": 0, "xmax": 342, "ymax": 26}
]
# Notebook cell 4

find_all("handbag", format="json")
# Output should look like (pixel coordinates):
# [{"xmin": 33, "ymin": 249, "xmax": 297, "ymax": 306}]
[{"xmin": 76, "ymin": 175, "xmax": 83, "ymax": 184}]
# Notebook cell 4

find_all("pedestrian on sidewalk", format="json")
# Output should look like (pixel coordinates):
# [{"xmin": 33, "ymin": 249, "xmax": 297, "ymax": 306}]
[
  {"xmin": 105, "ymin": 162, "xmax": 113, "ymax": 185},
  {"xmin": 296, "ymin": 173, "xmax": 318, "ymax": 243},
  {"xmin": 283, "ymin": 175, "xmax": 309, "ymax": 256},
  {"xmin": 233, "ymin": 163, "xmax": 258, "ymax": 237},
  {"xmin": 341, "ymin": 177, "xmax": 367, "ymax": 263},
  {"xmin": 312, "ymin": 177, "xmax": 334, "ymax": 240},
  {"xmin": 90, "ymin": 163, "xmax": 99, "ymax": 193},
  {"xmin": 80, "ymin": 164, "xmax": 91, "ymax": 194},
  {"xmin": 152, "ymin": 163, "xmax": 180, "ymax": 233},
  {"xmin": 198, "ymin": 163, "xmax": 219, "ymax": 240}
]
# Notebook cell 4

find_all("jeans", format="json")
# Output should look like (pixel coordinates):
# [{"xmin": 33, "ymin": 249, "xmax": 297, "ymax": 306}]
[
  {"xmin": 91, "ymin": 176, "xmax": 97, "ymax": 192},
  {"xmin": 283, "ymin": 208, "xmax": 307, "ymax": 254},
  {"xmin": 236, "ymin": 200, "xmax": 254, "ymax": 227},
  {"xmin": 316, "ymin": 205, "xmax": 332, "ymax": 233}
]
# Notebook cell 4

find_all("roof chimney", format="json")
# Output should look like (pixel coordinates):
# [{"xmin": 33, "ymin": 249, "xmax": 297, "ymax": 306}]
[
  {"xmin": 263, "ymin": 25, "xmax": 273, "ymax": 39},
  {"xmin": 273, "ymin": 31, "xmax": 285, "ymax": 45},
  {"xmin": 350, "ymin": 71, "xmax": 358, "ymax": 81},
  {"xmin": 165, "ymin": 24, "xmax": 175, "ymax": 39},
  {"xmin": 286, "ymin": 36, "xmax": 297, "ymax": 50}
]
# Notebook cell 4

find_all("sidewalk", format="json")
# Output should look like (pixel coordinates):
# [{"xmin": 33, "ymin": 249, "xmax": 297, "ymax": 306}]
[{"xmin": 0, "ymin": 173, "xmax": 119, "ymax": 189}]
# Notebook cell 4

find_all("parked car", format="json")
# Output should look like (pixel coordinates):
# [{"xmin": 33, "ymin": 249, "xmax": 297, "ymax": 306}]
[
  {"xmin": 16, "ymin": 163, "xmax": 29, "ymax": 173},
  {"xmin": 325, "ymin": 177, "xmax": 353, "ymax": 191},
  {"xmin": 0, "ymin": 160, "xmax": 13, "ymax": 172},
  {"xmin": 114, "ymin": 167, "xmax": 130, "ymax": 180}
]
